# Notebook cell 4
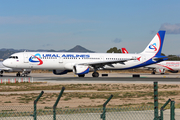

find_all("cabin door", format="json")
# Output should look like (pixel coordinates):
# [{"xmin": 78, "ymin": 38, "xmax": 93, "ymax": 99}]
[
  {"xmin": 59, "ymin": 57, "xmax": 63, "ymax": 63},
  {"xmin": 23, "ymin": 53, "xmax": 29, "ymax": 63}
]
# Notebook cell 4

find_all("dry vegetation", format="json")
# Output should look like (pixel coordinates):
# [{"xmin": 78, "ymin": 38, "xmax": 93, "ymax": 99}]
[{"xmin": 0, "ymin": 82, "xmax": 180, "ymax": 109}]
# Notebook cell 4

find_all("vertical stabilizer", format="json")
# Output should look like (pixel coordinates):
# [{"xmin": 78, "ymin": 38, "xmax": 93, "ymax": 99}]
[
  {"xmin": 121, "ymin": 48, "xmax": 129, "ymax": 54},
  {"xmin": 141, "ymin": 31, "xmax": 166, "ymax": 56}
]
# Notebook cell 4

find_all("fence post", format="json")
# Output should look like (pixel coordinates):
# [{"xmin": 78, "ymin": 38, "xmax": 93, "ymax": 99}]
[
  {"xmin": 154, "ymin": 82, "xmax": 158, "ymax": 120},
  {"xmin": 160, "ymin": 99, "xmax": 171, "ymax": 120},
  {"xmin": 53, "ymin": 87, "xmax": 65, "ymax": 120},
  {"xmin": 170, "ymin": 101, "xmax": 175, "ymax": 120},
  {"xmin": 100, "ymin": 94, "xmax": 113, "ymax": 120},
  {"xmin": 34, "ymin": 91, "xmax": 44, "ymax": 120}
]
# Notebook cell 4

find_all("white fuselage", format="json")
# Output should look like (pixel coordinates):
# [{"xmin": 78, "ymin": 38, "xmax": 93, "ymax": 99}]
[{"xmin": 3, "ymin": 52, "xmax": 153, "ymax": 70}]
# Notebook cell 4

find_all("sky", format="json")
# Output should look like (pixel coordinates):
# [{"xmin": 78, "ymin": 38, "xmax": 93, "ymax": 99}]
[{"xmin": 0, "ymin": 0, "xmax": 180, "ymax": 55}]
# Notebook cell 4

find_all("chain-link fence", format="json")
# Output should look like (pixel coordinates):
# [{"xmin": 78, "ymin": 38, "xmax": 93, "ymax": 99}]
[{"xmin": 0, "ymin": 105, "xmax": 155, "ymax": 120}]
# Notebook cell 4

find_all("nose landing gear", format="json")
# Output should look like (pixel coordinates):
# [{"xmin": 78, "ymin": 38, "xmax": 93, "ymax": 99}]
[{"xmin": 16, "ymin": 71, "xmax": 31, "ymax": 77}]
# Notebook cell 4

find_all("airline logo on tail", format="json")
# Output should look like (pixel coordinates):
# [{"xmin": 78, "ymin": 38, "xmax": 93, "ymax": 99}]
[
  {"xmin": 121, "ymin": 48, "xmax": 129, "ymax": 54},
  {"xmin": 149, "ymin": 43, "xmax": 157, "ymax": 51},
  {"xmin": 29, "ymin": 53, "xmax": 43, "ymax": 65}
]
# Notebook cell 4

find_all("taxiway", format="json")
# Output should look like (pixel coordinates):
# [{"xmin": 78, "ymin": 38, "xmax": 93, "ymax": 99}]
[{"xmin": 1, "ymin": 72, "xmax": 180, "ymax": 84}]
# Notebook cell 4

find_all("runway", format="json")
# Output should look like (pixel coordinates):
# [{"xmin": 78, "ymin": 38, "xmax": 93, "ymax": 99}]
[{"xmin": 1, "ymin": 72, "xmax": 180, "ymax": 84}]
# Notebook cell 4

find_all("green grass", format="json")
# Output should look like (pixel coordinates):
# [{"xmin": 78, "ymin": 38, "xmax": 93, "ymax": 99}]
[{"xmin": 4, "ymin": 101, "xmax": 11, "ymax": 103}]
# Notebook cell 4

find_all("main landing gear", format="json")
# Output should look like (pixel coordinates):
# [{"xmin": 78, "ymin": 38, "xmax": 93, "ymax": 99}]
[
  {"xmin": 92, "ymin": 72, "xmax": 99, "ymax": 77},
  {"xmin": 77, "ymin": 71, "xmax": 100, "ymax": 77},
  {"xmin": 78, "ymin": 74, "xmax": 85, "ymax": 77},
  {"xmin": 151, "ymin": 71, "xmax": 155, "ymax": 74},
  {"xmin": 0, "ymin": 71, "xmax": 3, "ymax": 77},
  {"xmin": 151, "ymin": 69, "xmax": 156, "ymax": 74},
  {"xmin": 16, "ymin": 72, "xmax": 21, "ymax": 77}
]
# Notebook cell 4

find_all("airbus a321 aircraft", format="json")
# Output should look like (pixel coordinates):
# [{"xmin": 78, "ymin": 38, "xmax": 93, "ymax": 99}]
[
  {"xmin": 3, "ymin": 31, "xmax": 167, "ymax": 77},
  {"xmin": 121, "ymin": 48, "xmax": 180, "ymax": 74}
]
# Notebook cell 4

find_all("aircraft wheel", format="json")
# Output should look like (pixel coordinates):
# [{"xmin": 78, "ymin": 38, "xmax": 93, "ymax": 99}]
[
  {"xmin": 78, "ymin": 74, "xmax": 85, "ymax": 77},
  {"xmin": 151, "ymin": 71, "xmax": 155, "ymax": 74},
  {"xmin": 0, "ymin": 71, "xmax": 3, "ymax": 77},
  {"xmin": 16, "ymin": 72, "xmax": 21, "ymax": 77},
  {"xmin": 92, "ymin": 72, "xmax": 99, "ymax": 77}
]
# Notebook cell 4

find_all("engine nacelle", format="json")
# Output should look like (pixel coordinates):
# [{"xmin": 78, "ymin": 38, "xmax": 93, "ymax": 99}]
[
  {"xmin": 156, "ymin": 68, "xmax": 165, "ymax": 74},
  {"xmin": 53, "ymin": 70, "xmax": 70, "ymax": 75},
  {"xmin": 168, "ymin": 70, "xmax": 179, "ymax": 73},
  {"xmin": 73, "ymin": 65, "xmax": 90, "ymax": 75}
]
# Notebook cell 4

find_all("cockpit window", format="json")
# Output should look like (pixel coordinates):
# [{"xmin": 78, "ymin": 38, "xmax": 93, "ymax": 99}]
[{"xmin": 9, "ymin": 56, "xmax": 18, "ymax": 59}]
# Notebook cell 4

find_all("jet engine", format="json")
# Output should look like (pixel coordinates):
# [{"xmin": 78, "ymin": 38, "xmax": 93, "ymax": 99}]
[
  {"xmin": 155, "ymin": 68, "xmax": 165, "ymax": 74},
  {"xmin": 53, "ymin": 70, "xmax": 71, "ymax": 75},
  {"xmin": 73, "ymin": 65, "xmax": 90, "ymax": 75}
]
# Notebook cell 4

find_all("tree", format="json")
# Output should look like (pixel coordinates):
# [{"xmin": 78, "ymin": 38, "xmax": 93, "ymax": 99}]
[
  {"xmin": 167, "ymin": 55, "xmax": 180, "ymax": 61},
  {"xmin": 106, "ymin": 47, "xmax": 121, "ymax": 53}
]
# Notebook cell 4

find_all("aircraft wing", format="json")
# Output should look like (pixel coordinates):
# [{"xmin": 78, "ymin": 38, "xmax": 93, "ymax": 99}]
[{"xmin": 78, "ymin": 58, "xmax": 135, "ymax": 68}]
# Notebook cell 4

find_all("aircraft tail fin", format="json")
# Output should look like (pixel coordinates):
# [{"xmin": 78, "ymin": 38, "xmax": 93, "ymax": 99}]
[
  {"xmin": 121, "ymin": 48, "xmax": 129, "ymax": 54},
  {"xmin": 141, "ymin": 31, "xmax": 166, "ymax": 56}
]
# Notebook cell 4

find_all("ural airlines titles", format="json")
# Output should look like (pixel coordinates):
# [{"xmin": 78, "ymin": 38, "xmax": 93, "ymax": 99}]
[{"xmin": 42, "ymin": 54, "xmax": 90, "ymax": 58}]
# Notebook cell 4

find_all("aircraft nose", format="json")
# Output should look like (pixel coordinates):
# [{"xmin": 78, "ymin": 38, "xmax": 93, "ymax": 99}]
[{"xmin": 3, "ymin": 60, "xmax": 10, "ymax": 67}]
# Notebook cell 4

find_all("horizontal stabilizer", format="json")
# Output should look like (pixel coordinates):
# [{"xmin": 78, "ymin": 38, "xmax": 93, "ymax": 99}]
[{"xmin": 152, "ymin": 56, "xmax": 168, "ymax": 61}]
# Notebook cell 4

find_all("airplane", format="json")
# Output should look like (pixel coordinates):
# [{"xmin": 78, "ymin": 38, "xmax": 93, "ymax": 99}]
[
  {"xmin": 121, "ymin": 48, "xmax": 180, "ymax": 74},
  {"xmin": 3, "ymin": 31, "xmax": 167, "ymax": 77},
  {"xmin": 0, "ymin": 61, "xmax": 31, "ymax": 77}
]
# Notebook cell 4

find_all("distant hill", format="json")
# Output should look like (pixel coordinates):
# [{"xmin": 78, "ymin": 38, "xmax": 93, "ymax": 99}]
[
  {"xmin": 67, "ymin": 45, "xmax": 95, "ymax": 53},
  {"xmin": 0, "ymin": 45, "xmax": 95, "ymax": 60}
]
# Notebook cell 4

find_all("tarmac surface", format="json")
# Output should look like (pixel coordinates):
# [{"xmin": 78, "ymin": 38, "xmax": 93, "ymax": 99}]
[{"xmin": 1, "ymin": 72, "xmax": 180, "ymax": 84}]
